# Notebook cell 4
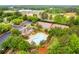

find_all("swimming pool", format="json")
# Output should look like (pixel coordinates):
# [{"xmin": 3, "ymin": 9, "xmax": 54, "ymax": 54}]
[{"xmin": 28, "ymin": 32, "xmax": 48, "ymax": 45}]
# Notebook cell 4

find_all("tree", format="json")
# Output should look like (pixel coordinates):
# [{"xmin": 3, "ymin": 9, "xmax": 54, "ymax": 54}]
[
  {"xmin": 13, "ymin": 11, "xmax": 22, "ymax": 17},
  {"xmin": 48, "ymin": 36, "xmax": 74, "ymax": 54},
  {"xmin": 59, "ymin": 34, "xmax": 70, "ymax": 46},
  {"xmin": 69, "ymin": 34, "xmax": 79, "ymax": 53},
  {"xmin": 23, "ymin": 15, "xmax": 27, "ymax": 20},
  {"xmin": 1, "ymin": 35, "xmax": 19, "ymax": 49},
  {"xmin": 74, "ymin": 16, "xmax": 79, "ymax": 25},
  {"xmin": 54, "ymin": 15, "xmax": 67, "ymax": 24},
  {"xmin": 68, "ymin": 16, "xmax": 79, "ymax": 25},
  {"xmin": 0, "ymin": 18, "xmax": 3, "ymax": 22},
  {"xmin": 1, "ymin": 38, "xmax": 10, "ymax": 49},
  {"xmin": 18, "ymin": 40, "xmax": 30, "ymax": 51},
  {"xmin": 48, "ymin": 28, "xmax": 68, "ymax": 37},
  {"xmin": 0, "ymin": 10, "xmax": 3, "ymax": 16},
  {"xmin": 69, "ymin": 25, "xmax": 79, "ymax": 35},
  {"xmin": 41, "ymin": 12, "xmax": 48, "ymax": 19},
  {"xmin": 0, "ymin": 35, "xmax": 31, "ymax": 53},
  {"xmin": 10, "ymin": 28, "xmax": 21, "ymax": 35},
  {"xmin": 60, "ymin": 46, "xmax": 73, "ymax": 54},
  {"xmin": 16, "ymin": 50, "xmax": 28, "ymax": 54},
  {"xmin": 48, "ymin": 38, "xmax": 61, "ymax": 54},
  {"xmin": 49, "ymin": 15, "xmax": 52, "ymax": 20},
  {"xmin": 3, "ymin": 13, "xmax": 13, "ymax": 17},
  {"xmin": 12, "ymin": 18, "xmax": 23, "ymax": 25},
  {"xmin": 7, "ymin": 16, "xmax": 16, "ymax": 22},
  {"xmin": 28, "ymin": 16, "xmax": 39, "ymax": 22},
  {"xmin": 0, "ymin": 23, "xmax": 12, "ymax": 33},
  {"xmin": 45, "ymin": 8, "xmax": 64, "ymax": 14},
  {"xmin": 67, "ymin": 16, "xmax": 75, "ymax": 26}
]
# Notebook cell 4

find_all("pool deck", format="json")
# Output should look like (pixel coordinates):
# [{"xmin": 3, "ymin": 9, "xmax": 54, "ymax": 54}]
[{"xmin": 28, "ymin": 32, "xmax": 48, "ymax": 45}]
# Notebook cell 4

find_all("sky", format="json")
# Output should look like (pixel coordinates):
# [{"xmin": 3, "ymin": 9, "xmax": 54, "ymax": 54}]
[{"xmin": 0, "ymin": 0, "xmax": 79, "ymax": 5}]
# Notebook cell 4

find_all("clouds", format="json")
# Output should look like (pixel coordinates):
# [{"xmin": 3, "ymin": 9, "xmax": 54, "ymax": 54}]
[{"xmin": 0, "ymin": 0, "xmax": 79, "ymax": 5}]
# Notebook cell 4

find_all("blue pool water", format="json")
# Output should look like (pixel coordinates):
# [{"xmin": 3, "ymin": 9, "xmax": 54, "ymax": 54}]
[{"xmin": 29, "ymin": 32, "xmax": 48, "ymax": 45}]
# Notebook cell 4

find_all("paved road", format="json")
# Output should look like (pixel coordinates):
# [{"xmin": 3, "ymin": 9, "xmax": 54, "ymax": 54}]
[
  {"xmin": 0, "ymin": 32, "xmax": 11, "ymax": 44},
  {"xmin": 0, "ymin": 21, "xmax": 32, "ymax": 44},
  {"xmin": 13, "ymin": 21, "xmax": 32, "ymax": 31}
]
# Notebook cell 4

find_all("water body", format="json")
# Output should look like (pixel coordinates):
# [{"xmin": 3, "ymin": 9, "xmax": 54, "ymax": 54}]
[{"xmin": 29, "ymin": 32, "xmax": 48, "ymax": 45}]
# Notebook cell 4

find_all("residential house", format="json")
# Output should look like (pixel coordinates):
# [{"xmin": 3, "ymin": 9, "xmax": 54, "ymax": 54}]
[{"xmin": 37, "ymin": 22, "xmax": 69, "ymax": 29}]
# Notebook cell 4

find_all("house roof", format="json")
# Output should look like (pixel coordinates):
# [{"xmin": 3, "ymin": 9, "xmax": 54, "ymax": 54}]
[
  {"xmin": 21, "ymin": 28, "xmax": 34, "ymax": 36},
  {"xmin": 37, "ymin": 22, "xmax": 52, "ymax": 29},
  {"xmin": 37, "ymin": 22, "xmax": 69, "ymax": 29},
  {"xmin": 51, "ymin": 24, "xmax": 69, "ymax": 29},
  {"xmin": 38, "ymin": 48, "xmax": 47, "ymax": 54}
]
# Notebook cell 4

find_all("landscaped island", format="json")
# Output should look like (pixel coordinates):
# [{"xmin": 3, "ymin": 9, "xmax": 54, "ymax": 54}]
[{"xmin": 0, "ymin": 5, "xmax": 79, "ymax": 54}]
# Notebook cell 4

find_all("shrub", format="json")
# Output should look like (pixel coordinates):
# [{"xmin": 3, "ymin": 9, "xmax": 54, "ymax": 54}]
[
  {"xmin": 48, "ymin": 28, "xmax": 68, "ymax": 37},
  {"xmin": 54, "ymin": 15, "xmax": 67, "ymax": 24},
  {"xmin": 18, "ymin": 40, "xmax": 30, "ymax": 51},
  {"xmin": 10, "ymin": 28, "xmax": 21, "ymax": 35},
  {"xmin": 69, "ymin": 34, "xmax": 79, "ymax": 53},
  {"xmin": 0, "ymin": 35, "xmax": 31, "ymax": 52},
  {"xmin": 0, "ymin": 23, "xmax": 12, "ymax": 33},
  {"xmin": 16, "ymin": 50, "xmax": 28, "ymax": 54},
  {"xmin": 12, "ymin": 18, "xmax": 23, "ymax": 25},
  {"xmin": 27, "ymin": 16, "xmax": 39, "ymax": 22}
]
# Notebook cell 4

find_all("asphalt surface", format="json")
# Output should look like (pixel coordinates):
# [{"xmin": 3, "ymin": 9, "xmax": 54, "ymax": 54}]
[
  {"xmin": 0, "ymin": 32, "xmax": 11, "ymax": 44},
  {"xmin": 0, "ymin": 21, "xmax": 32, "ymax": 44}
]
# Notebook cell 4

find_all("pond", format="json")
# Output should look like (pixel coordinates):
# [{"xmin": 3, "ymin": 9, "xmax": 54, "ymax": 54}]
[{"xmin": 28, "ymin": 32, "xmax": 48, "ymax": 45}]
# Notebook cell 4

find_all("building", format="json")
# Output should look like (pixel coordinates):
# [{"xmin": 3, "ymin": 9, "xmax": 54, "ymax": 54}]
[
  {"xmin": 21, "ymin": 27, "xmax": 34, "ymax": 37},
  {"xmin": 19, "ymin": 9, "xmax": 44, "ymax": 18},
  {"xmin": 37, "ymin": 22, "xmax": 69, "ymax": 29},
  {"xmin": 37, "ymin": 22, "xmax": 52, "ymax": 29},
  {"xmin": 4, "ymin": 10, "xmax": 16, "ymax": 13},
  {"xmin": 51, "ymin": 24, "xmax": 69, "ymax": 29}
]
